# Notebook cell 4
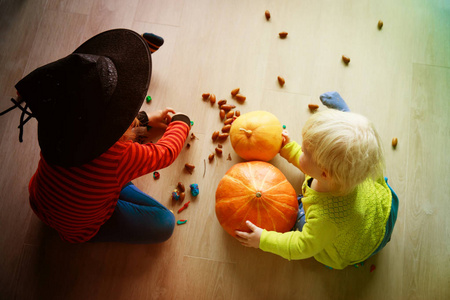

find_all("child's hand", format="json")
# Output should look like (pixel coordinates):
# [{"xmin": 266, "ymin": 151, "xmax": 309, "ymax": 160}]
[
  {"xmin": 281, "ymin": 130, "xmax": 290, "ymax": 150},
  {"xmin": 235, "ymin": 221, "xmax": 262, "ymax": 248},
  {"xmin": 147, "ymin": 107, "xmax": 176, "ymax": 129}
]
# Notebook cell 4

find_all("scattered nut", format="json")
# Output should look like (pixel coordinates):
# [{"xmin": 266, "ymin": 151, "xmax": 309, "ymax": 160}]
[
  {"xmin": 212, "ymin": 131, "xmax": 220, "ymax": 141},
  {"xmin": 218, "ymin": 99, "xmax": 227, "ymax": 107},
  {"xmin": 177, "ymin": 182, "xmax": 185, "ymax": 192},
  {"xmin": 220, "ymin": 109, "xmax": 226, "ymax": 120},
  {"xmin": 186, "ymin": 143, "xmax": 191, "ymax": 149},
  {"xmin": 378, "ymin": 20, "xmax": 383, "ymax": 30},
  {"xmin": 279, "ymin": 32, "xmax": 288, "ymax": 38},
  {"xmin": 218, "ymin": 133, "xmax": 229, "ymax": 140},
  {"xmin": 224, "ymin": 118, "xmax": 234, "ymax": 125},
  {"xmin": 208, "ymin": 153, "xmax": 215, "ymax": 162},
  {"xmin": 218, "ymin": 144, "xmax": 223, "ymax": 148},
  {"xmin": 278, "ymin": 76, "xmax": 285, "ymax": 86},
  {"xmin": 210, "ymin": 93, "xmax": 216, "ymax": 105},
  {"xmin": 235, "ymin": 110, "xmax": 240, "ymax": 117},
  {"xmin": 190, "ymin": 133, "xmax": 196, "ymax": 139},
  {"xmin": 221, "ymin": 104, "xmax": 235, "ymax": 112},
  {"xmin": 308, "ymin": 104, "xmax": 319, "ymax": 111},
  {"xmin": 226, "ymin": 111, "xmax": 234, "ymax": 119},
  {"xmin": 265, "ymin": 10, "xmax": 270, "ymax": 20},
  {"xmin": 215, "ymin": 148, "xmax": 223, "ymax": 155},
  {"xmin": 179, "ymin": 192, "xmax": 185, "ymax": 202},
  {"xmin": 236, "ymin": 94, "xmax": 246, "ymax": 102},
  {"xmin": 392, "ymin": 137, "xmax": 398, "ymax": 148},
  {"xmin": 202, "ymin": 93, "xmax": 210, "ymax": 100},
  {"xmin": 342, "ymin": 55, "xmax": 350, "ymax": 65},
  {"xmin": 231, "ymin": 88, "xmax": 240, "ymax": 97},
  {"xmin": 185, "ymin": 163, "xmax": 195, "ymax": 174},
  {"xmin": 221, "ymin": 124, "xmax": 231, "ymax": 133}
]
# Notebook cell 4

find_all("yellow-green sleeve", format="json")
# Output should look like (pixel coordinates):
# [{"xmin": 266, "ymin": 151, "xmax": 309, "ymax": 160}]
[
  {"xmin": 280, "ymin": 141, "xmax": 302, "ymax": 170},
  {"xmin": 259, "ymin": 212, "xmax": 338, "ymax": 260}
]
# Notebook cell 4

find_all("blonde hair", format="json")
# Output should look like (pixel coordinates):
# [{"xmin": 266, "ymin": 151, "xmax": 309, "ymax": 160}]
[
  {"xmin": 302, "ymin": 110, "xmax": 385, "ymax": 193},
  {"xmin": 119, "ymin": 117, "xmax": 141, "ymax": 142}
]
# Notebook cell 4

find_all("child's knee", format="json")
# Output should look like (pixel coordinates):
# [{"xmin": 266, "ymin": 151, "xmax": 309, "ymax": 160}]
[{"xmin": 155, "ymin": 209, "xmax": 175, "ymax": 243}]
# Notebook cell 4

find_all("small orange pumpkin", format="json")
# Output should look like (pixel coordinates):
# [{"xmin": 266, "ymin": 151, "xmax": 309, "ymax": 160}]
[
  {"xmin": 215, "ymin": 161, "xmax": 298, "ymax": 237},
  {"xmin": 230, "ymin": 111, "xmax": 283, "ymax": 161}
]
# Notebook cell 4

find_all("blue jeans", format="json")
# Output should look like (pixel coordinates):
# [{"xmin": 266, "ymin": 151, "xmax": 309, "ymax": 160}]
[
  {"xmin": 368, "ymin": 178, "xmax": 399, "ymax": 257},
  {"xmin": 292, "ymin": 195, "xmax": 306, "ymax": 231},
  {"xmin": 89, "ymin": 182, "xmax": 175, "ymax": 243}
]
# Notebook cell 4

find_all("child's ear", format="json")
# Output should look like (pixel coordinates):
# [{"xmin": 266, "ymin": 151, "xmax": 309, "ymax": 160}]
[{"xmin": 321, "ymin": 169, "xmax": 330, "ymax": 180}]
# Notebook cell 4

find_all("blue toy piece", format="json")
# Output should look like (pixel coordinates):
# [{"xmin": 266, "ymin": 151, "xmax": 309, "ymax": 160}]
[
  {"xmin": 172, "ymin": 191, "xmax": 180, "ymax": 201},
  {"xmin": 190, "ymin": 183, "xmax": 199, "ymax": 197}
]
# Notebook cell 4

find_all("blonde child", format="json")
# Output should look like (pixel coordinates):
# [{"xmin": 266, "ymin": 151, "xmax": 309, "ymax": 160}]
[{"xmin": 236, "ymin": 104, "xmax": 398, "ymax": 269}]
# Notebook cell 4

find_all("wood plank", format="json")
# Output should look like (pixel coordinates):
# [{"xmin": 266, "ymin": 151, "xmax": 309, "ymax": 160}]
[
  {"xmin": 0, "ymin": 1, "xmax": 47, "ymax": 298},
  {"xmin": 403, "ymin": 64, "xmax": 450, "ymax": 300},
  {"xmin": 134, "ymin": 0, "xmax": 184, "ymax": 27},
  {"xmin": 24, "ymin": 9, "xmax": 89, "ymax": 74},
  {"xmin": 174, "ymin": 255, "xmax": 237, "ymax": 299},
  {"xmin": 46, "ymin": 0, "xmax": 93, "ymax": 15},
  {"xmin": 411, "ymin": 1, "xmax": 450, "ymax": 67},
  {"xmin": 82, "ymin": 0, "xmax": 140, "ymax": 40},
  {"xmin": 1, "ymin": 0, "xmax": 449, "ymax": 299}
]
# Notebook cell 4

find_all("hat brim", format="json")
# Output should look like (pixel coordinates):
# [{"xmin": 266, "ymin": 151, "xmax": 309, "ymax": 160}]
[{"xmin": 39, "ymin": 29, "xmax": 151, "ymax": 166}]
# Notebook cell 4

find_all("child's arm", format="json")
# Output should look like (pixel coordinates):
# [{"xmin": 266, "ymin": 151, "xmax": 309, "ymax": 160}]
[
  {"xmin": 235, "ymin": 213, "xmax": 338, "ymax": 260},
  {"xmin": 117, "ymin": 114, "xmax": 190, "ymax": 183},
  {"xmin": 260, "ymin": 213, "xmax": 338, "ymax": 260},
  {"xmin": 146, "ymin": 107, "xmax": 177, "ymax": 129},
  {"xmin": 137, "ymin": 107, "xmax": 177, "ymax": 129},
  {"xmin": 280, "ymin": 140, "xmax": 303, "ymax": 170}
]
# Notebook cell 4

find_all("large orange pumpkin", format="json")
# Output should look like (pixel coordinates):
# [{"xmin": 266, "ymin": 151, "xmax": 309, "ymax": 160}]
[
  {"xmin": 215, "ymin": 161, "xmax": 298, "ymax": 237},
  {"xmin": 230, "ymin": 111, "xmax": 283, "ymax": 161}
]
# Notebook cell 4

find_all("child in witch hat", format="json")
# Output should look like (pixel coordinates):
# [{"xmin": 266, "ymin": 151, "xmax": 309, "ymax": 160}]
[{"xmin": 0, "ymin": 29, "xmax": 190, "ymax": 243}]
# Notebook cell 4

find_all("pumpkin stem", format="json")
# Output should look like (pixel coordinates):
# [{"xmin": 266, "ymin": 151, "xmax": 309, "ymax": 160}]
[
  {"xmin": 239, "ymin": 128, "xmax": 253, "ymax": 137},
  {"xmin": 255, "ymin": 192, "xmax": 262, "ymax": 198}
]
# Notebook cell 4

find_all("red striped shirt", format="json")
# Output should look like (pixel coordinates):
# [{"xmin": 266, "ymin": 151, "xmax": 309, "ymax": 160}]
[{"xmin": 28, "ymin": 121, "xmax": 189, "ymax": 243}]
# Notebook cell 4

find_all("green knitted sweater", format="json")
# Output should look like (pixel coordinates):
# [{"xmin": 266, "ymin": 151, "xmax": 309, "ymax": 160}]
[{"xmin": 259, "ymin": 141, "xmax": 392, "ymax": 269}]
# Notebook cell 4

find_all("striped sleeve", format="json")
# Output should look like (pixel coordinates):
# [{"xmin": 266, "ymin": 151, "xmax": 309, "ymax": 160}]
[{"xmin": 117, "ymin": 121, "xmax": 189, "ymax": 185}]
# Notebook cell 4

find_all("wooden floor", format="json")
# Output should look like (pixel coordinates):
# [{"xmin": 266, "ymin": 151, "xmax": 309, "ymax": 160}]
[{"xmin": 1, "ymin": 0, "xmax": 449, "ymax": 299}]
